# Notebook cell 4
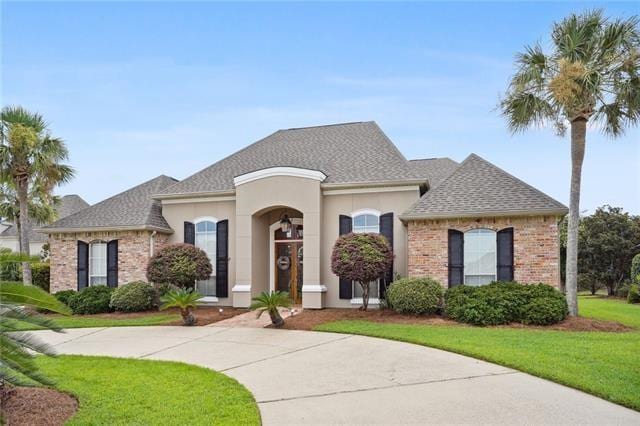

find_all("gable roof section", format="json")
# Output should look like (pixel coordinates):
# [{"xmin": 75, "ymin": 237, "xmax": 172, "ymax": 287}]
[
  {"xmin": 158, "ymin": 121, "xmax": 420, "ymax": 197},
  {"xmin": 401, "ymin": 154, "xmax": 568, "ymax": 220},
  {"xmin": 408, "ymin": 158, "xmax": 459, "ymax": 189},
  {"xmin": 1, "ymin": 194, "xmax": 90, "ymax": 242},
  {"xmin": 41, "ymin": 175, "xmax": 178, "ymax": 233}
]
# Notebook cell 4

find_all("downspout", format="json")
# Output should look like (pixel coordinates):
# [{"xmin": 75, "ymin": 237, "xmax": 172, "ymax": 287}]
[{"xmin": 149, "ymin": 231, "xmax": 157, "ymax": 257}]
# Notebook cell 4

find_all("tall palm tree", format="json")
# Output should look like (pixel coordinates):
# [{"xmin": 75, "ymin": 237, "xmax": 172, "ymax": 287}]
[
  {"xmin": 500, "ymin": 10, "xmax": 639, "ymax": 315},
  {"xmin": 0, "ymin": 106, "xmax": 74, "ymax": 284}
]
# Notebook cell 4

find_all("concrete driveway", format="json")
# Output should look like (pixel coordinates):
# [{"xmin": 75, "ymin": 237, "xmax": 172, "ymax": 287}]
[{"xmin": 30, "ymin": 326, "xmax": 639, "ymax": 425}]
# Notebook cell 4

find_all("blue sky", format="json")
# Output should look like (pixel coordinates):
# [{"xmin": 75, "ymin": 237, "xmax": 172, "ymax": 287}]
[{"xmin": 3, "ymin": 1, "xmax": 639, "ymax": 213}]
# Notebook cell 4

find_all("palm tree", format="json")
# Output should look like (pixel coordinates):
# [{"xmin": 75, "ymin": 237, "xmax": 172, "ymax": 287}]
[
  {"xmin": 500, "ymin": 10, "xmax": 639, "ymax": 316},
  {"xmin": 160, "ymin": 288, "xmax": 203, "ymax": 326},
  {"xmin": 0, "ymin": 181, "xmax": 60, "ymax": 252},
  {"xmin": 0, "ymin": 106, "xmax": 74, "ymax": 284},
  {"xmin": 250, "ymin": 291, "xmax": 292, "ymax": 328},
  {"xmin": 0, "ymin": 282, "xmax": 71, "ymax": 387}
]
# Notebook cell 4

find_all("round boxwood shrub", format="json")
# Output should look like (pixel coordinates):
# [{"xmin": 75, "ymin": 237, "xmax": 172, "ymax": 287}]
[
  {"xmin": 68, "ymin": 286, "xmax": 114, "ymax": 314},
  {"xmin": 147, "ymin": 243, "xmax": 212, "ymax": 289},
  {"xmin": 110, "ymin": 281, "xmax": 157, "ymax": 312},
  {"xmin": 31, "ymin": 262, "xmax": 50, "ymax": 292},
  {"xmin": 445, "ymin": 282, "xmax": 568, "ymax": 326},
  {"xmin": 386, "ymin": 277, "xmax": 443, "ymax": 315},
  {"xmin": 54, "ymin": 290, "xmax": 77, "ymax": 306}
]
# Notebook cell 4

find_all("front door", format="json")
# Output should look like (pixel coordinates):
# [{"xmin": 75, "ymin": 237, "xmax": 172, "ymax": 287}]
[{"xmin": 274, "ymin": 224, "xmax": 303, "ymax": 304}]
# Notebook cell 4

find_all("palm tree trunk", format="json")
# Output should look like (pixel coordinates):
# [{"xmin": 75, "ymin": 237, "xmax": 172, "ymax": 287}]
[
  {"xmin": 16, "ymin": 180, "xmax": 32, "ymax": 285},
  {"xmin": 566, "ymin": 118, "xmax": 587, "ymax": 316}
]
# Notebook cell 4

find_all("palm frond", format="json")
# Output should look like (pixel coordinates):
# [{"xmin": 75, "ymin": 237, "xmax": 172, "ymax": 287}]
[{"xmin": 0, "ymin": 282, "xmax": 71, "ymax": 314}]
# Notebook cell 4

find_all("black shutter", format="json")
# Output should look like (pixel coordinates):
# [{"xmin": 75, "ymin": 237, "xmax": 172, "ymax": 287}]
[
  {"xmin": 379, "ymin": 212, "xmax": 394, "ymax": 299},
  {"xmin": 107, "ymin": 240, "xmax": 118, "ymax": 288},
  {"xmin": 77, "ymin": 241, "xmax": 88, "ymax": 290},
  {"xmin": 184, "ymin": 221, "xmax": 195, "ymax": 245},
  {"xmin": 338, "ymin": 214, "xmax": 353, "ymax": 299},
  {"xmin": 448, "ymin": 230, "xmax": 464, "ymax": 287},
  {"xmin": 216, "ymin": 220, "xmax": 229, "ymax": 298},
  {"xmin": 497, "ymin": 227, "xmax": 514, "ymax": 282}
]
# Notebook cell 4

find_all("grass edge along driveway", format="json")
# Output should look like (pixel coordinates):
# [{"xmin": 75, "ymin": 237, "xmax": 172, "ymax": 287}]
[
  {"xmin": 36, "ymin": 355, "xmax": 261, "ymax": 425},
  {"xmin": 315, "ymin": 297, "xmax": 640, "ymax": 412}
]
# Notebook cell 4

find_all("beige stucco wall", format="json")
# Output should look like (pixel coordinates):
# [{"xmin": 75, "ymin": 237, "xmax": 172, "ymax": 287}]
[
  {"xmin": 234, "ymin": 175, "xmax": 322, "ymax": 308},
  {"xmin": 161, "ymin": 199, "xmax": 236, "ymax": 304},
  {"xmin": 321, "ymin": 188, "xmax": 420, "ymax": 308}
]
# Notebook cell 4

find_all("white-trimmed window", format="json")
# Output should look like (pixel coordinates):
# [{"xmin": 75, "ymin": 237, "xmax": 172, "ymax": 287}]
[
  {"xmin": 351, "ymin": 210, "xmax": 381, "ymax": 300},
  {"xmin": 464, "ymin": 229, "xmax": 497, "ymax": 286},
  {"xmin": 195, "ymin": 219, "xmax": 216, "ymax": 296},
  {"xmin": 89, "ymin": 241, "xmax": 107, "ymax": 286}
]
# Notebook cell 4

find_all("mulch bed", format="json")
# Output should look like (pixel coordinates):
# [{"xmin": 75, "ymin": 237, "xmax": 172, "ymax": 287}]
[
  {"xmin": 1, "ymin": 386, "xmax": 78, "ymax": 426},
  {"xmin": 280, "ymin": 308, "xmax": 632, "ymax": 332},
  {"xmin": 170, "ymin": 307, "xmax": 249, "ymax": 326}
]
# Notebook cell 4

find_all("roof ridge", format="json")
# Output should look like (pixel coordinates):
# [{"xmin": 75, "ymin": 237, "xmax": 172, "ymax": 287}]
[{"xmin": 281, "ymin": 121, "xmax": 369, "ymax": 131}]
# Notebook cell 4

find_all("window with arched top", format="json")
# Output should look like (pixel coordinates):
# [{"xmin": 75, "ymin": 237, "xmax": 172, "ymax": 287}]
[
  {"xmin": 464, "ymin": 229, "xmax": 497, "ymax": 285},
  {"xmin": 352, "ymin": 213, "xmax": 380, "ymax": 234},
  {"xmin": 89, "ymin": 240, "xmax": 107, "ymax": 286},
  {"xmin": 194, "ymin": 219, "xmax": 217, "ymax": 296}
]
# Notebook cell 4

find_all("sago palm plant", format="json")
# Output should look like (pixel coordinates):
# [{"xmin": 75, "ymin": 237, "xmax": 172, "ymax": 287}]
[
  {"xmin": 250, "ymin": 291, "xmax": 292, "ymax": 328},
  {"xmin": 500, "ymin": 10, "xmax": 640, "ymax": 315},
  {"xmin": 0, "ymin": 281, "xmax": 71, "ymax": 387},
  {"xmin": 160, "ymin": 288, "xmax": 203, "ymax": 326}
]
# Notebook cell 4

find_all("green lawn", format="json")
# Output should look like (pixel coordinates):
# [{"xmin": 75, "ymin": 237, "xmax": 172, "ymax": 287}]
[
  {"xmin": 36, "ymin": 355, "xmax": 260, "ymax": 425},
  {"xmin": 315, "ymin": 296, "xmax": 640, "ymax": 411},
  {"xmin": 14, "ymin": 312, "xmax": 180, "ymax": 330}
]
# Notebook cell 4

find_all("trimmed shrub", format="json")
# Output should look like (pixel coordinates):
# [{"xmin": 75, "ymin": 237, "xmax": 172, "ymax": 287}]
[
  {"xmin": 147, "ymin": 244, "xmax": 212, "ymax": 289},
  {"xmin": 110, "ymin": 281, "xmax": 157, "ymax": 312},
  {"xmin": 330, "ymin": 233, "xmax": 393, "ymax": 310},
  {"xmin": 54, "ymin": 290, "xmax": 77, "ymax": 306},
  {"xmin": 68, "ymin": 286, "xmax": 114, "ymax": 314},
  {"xmin": 445, "ymin": 281, "xmax": 568, "ymax": 326},
  {"xmin": 31, "ymin": 262, "xmax": 50, "ymax": 292},
  {"xmin": 386, "ymin": 277, "xmax": 443, "ymax": 315},
  {"xmin": 628, "ymin": 284, "xmax": 640, "ymax": 304}
]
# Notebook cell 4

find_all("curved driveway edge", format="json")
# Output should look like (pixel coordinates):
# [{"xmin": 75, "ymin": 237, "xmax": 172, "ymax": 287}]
[{"xmin": 30, "ymin": 326, "xmax": 639, "ymax": 425}]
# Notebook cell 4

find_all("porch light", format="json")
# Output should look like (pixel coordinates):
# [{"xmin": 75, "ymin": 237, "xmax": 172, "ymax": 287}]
[{"xmin": 279, "ymin": 213, "xmax": 292, "ymax": 233}]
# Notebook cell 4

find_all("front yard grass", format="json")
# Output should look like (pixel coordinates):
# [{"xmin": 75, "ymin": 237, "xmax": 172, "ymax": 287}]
[
  {"xmin": 36, "ymin": 355, "xmax": 260, "ymax": 425},
  {"xmin": 14, "ymin": 312, "xmax": 180, "ymax": 330},
  {"xmin": 315, "ymin": 296, "xmax": 640, "ymax": 411}
]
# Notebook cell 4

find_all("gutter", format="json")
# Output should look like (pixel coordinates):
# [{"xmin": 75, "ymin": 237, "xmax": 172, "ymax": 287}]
[
  {"xmin": 36, "ymin": 224, "xmax": 174, "ymax": 234},
  {"xmin": 399, "ymin": 208, "xmax": 569, "ymax": 222}
]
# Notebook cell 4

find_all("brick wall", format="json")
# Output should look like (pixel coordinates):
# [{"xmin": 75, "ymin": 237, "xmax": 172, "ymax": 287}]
[
  {"xmin": 407, "ymin": 215, "xmax": 562, "ymax": 288},
  {"xmin": 49, "ymin": 230, "xmax": 170, "ymax": 293}
]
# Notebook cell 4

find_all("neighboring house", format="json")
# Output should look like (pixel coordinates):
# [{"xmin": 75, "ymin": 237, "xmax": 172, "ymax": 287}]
[
  {"xmin": 42, "ymin": 122, "xmax": 567, "ymax": 308},
  {"xmin": 0, "ymin": 195, "xmax": 89, "ymax": 256}
]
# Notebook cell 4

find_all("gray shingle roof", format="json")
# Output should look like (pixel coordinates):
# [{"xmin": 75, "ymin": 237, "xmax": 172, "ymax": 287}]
[
  {"xmin": 1, "ymin": 194, "xmax": 90, "ymax": 242},
  {"xmin": 41, "ymin": 176, "xmax": 177, "ymax": 232},
  {"xmin": 401, "ymin": 154, "xmax": 568, "ymax": 220},
  {"xmin": 158, "ymin": 122, "xmax": 422, "ymax": 196},
  {"xmin": 408, "ymin": 158, "xmax": 459, "ymax": 189}
]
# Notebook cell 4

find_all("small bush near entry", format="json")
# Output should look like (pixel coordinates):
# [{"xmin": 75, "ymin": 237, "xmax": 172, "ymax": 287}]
[
  {"xmin": 445, "ymin": 282, "xmax": 568, "ymax": 326},
  {"xmin": 31, "ymin": 262, "xmax": 50, "ymax": 292},
  {"xmin": 628, "ymin": 284, "xmax": 640, "ymax": 304},
  {"xmin": 147, "ymin": 244, "xmax": 212, "ymax": 289},
  {"xmin": 386, "ymin": 277, "xmax": 443, "ymax": 315},
  {"xmin": 68, "ymin": 286, "xmax": 114, "ymax": 314},
  {"xmin": 110, "ymin": 281, "xmax": 157, "ymax": 312},
  {"xmin": 54, "ymin": 290, "xmax": 77, "ymax": 306}
]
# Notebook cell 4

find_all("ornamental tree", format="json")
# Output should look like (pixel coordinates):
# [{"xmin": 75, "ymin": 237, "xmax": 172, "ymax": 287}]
[
  {"xmin": 331, "ymin": 233, "xmax": 393, "ymax": 311},
  {"xmin": 147, "ymin": 243, "xmax": 212, "ymax": 289}
]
